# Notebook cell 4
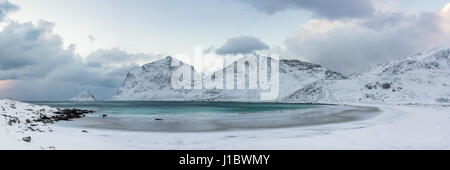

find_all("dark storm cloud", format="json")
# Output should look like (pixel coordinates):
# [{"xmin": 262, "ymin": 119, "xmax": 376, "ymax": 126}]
[
  {"xmin": 284, "ymin": 11, "xmax": 450, "ymax": 73},
  {"xmin": 216, "ymin": 36, "xmax": 269, "ymax": 55},
  {"xmin": 0, "ymin": 0, "xmax": 18, "ymax": 21},
  {"xmin": 238, "ymin": 0, "xmax": 375, "ymax": 20},
  {"xmin": 0, "ymin": 21, "xmax": 76, "ymax": 80},
  {"xmin": 0, "ymin": 1, "xmax": 161, "ymax": 100},
  {"xmin": 0, "ymin": 20, "xmax": 158, "ymax": 100}
]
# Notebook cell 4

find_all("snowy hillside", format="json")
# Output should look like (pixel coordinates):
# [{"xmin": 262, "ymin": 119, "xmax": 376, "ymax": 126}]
[
  {"xmin": 69, "ymin": 91, "xmax": 97, "ymax": 102},
  {"xmin": 286, "ymin": 48, "xmax": 450, "ymax": 104},
  {"xmin": 0, "ymin": 99, "xmax": 56, "ymax": 145},
  {"xmin": 0, "ymin": 99, "xmax": 95, "ymax": 147},
  {"xmin": 110, "ymin": 57, "xmax": 203, "ymax": 101},
  {"xmin": 110, "ymin": 56, "xmax": 347, "ymax": 101}
]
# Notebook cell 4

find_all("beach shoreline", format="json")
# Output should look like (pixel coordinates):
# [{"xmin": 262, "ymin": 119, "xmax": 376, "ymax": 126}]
[
  {"xmin": 2, "ymin": 99, "xmax": 450, "ymax": 150},
  {"xmin": 54, "ymin": 105, "xmax": 379, "ymax": 132},
  {"xmin": 2, "ymin": 102, "xmax": 448, "ymax": 150}
]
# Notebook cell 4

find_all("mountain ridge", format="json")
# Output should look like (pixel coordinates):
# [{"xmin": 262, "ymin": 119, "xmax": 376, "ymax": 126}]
[
  {"xmin": 111, "ymin": 48, "xmax": 450, "ymax": 105},
  {"xmin": 110, "ymin": 55, "xmax": 347, "ymax": 102},
  {"xmin": 285, "ymin": 48, "xmax": 450, "ymax": 104}
]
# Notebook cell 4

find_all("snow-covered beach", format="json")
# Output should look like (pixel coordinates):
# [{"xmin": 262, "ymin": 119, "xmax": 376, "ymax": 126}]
[{"xmin": 2, "ymin": 99, "xmax": 449, "ymax": 150}]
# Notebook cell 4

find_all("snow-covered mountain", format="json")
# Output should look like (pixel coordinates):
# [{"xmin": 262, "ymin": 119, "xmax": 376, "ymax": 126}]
[
  {"xmin": 111, "ymin": 48, "xmax": 450, "ymax": 104},
  {"xmin": 69, "ymin": 91, "xmax": 97, "ymax": 102},
  {"xmin": 110, "ymin": 56, "xmax": 347, "ymax": 101},
  {"xmin": 285, "ymin": 48, "xmax": 450, "ymax": 104}
]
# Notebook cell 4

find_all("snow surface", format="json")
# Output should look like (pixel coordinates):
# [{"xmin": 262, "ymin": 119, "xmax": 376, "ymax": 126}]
[
  {"xmin": 0, "ymin": 99, "xmax": 57, "ymax": 149},
  {"xmin": 2, "ymin": 102, "xmax": 450, "ymax": 150},
  {"xmin": 69, "ymin": 91, "xmax": 97, "ymax": 102}
]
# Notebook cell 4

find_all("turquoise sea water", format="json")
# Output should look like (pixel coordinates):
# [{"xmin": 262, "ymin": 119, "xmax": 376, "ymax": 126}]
[
  {"xmin": 29, "ymin": 101, "xmax": 319, "ymax": 116},
  {"xmin": 28, "ymin": 101, "xmax": 378, "ymax": 132}
]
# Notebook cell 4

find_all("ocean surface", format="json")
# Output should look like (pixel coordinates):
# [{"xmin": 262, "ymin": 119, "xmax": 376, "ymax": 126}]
[
  {"xmin": 29, "ymin": 101, "xmax": 379, "ymax": 132},
  {"xmin": 29, "ymin": 101, "xmax": 319, "ymax": 116}
]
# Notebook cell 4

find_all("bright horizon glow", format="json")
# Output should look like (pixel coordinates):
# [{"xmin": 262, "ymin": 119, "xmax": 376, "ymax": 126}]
[
  {"xmin": 442, "ymin": 3, "xmax": 450, "ymax": 14},
  {"xmin": 0, "ymin": 80, "xmax": 13, "ymax": 95}
]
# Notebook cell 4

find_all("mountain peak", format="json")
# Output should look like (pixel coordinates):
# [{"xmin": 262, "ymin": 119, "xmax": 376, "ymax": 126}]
[
  {"xmin": 111, "ymin": 55, "xmax": 346, "ymax": 101},
  {"xmin": 69, "ymin": 91, "xmax": 97, "ymax": 102}
]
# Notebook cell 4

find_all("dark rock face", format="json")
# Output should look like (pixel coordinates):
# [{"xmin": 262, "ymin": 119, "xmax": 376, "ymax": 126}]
[{"xmin": 37, "ymin": 109, "xmax": 94, "ymax": 123}]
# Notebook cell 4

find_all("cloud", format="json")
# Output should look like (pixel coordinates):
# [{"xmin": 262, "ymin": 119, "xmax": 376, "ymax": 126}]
[
  {"xmin": 216, "ymin": 36, "xmax": 269, "ymax": 55},
  {"xmin": 88, "ymin": 35, "xmax": 95, "ymax": 42},
  {"xmin": 0, "ymin": 20, "xmax": 161, "ymax": 100},
  {"xmin": 283, "ymin": 3, "xmax": 450, "ymax": 73},
  {"xmin": 0, "ymin": 0, "xmax": 18, "ymax": 21},
  {"xmin": 85, "ymin": 48, "xmax": 159, "ymax": 67},
  {"xmin": 0, "ymin": 20, "xmax": 76, "ymax": 80},
  {"xmin": 0, "ymin": 1, "xmax": 163, "ymax": 100},
  {"xmin": 238, "ymin": 0, "xmax": 375, "ymax": 20}
]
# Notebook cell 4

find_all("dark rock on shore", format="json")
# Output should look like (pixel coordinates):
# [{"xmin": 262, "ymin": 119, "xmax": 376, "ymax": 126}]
[
  {"xmin": 36, "ymin": 109, "xmax": 95, "ymax": 123},
  {"xmin": 22, "ymin": 136, "xmax": 31, "ymax": 143},
  {"xmin": 382, "ymin": 83, "xmax": 392, "ymax": 89}
]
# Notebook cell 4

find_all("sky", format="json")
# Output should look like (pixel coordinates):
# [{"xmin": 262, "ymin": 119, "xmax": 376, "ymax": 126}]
[{"xmin": 0, "ymin": 0, "xmax": 450, "ymax": 100}]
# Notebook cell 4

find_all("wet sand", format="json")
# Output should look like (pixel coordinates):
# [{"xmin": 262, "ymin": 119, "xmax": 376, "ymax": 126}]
[{"xmin": 55, "ymin": 105, "xmax": 380, "ymax": 132}]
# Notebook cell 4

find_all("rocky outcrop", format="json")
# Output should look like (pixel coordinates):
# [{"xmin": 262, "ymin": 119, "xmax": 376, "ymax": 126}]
[{"xmin": 37, "ymin": 109, "xmax": 95, "ymax": 123}]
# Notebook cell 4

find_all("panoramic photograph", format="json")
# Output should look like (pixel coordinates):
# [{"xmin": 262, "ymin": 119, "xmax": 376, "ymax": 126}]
[{"xmin": 1, "ymin": 0, "xmax": 450, "ymax": 156}]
